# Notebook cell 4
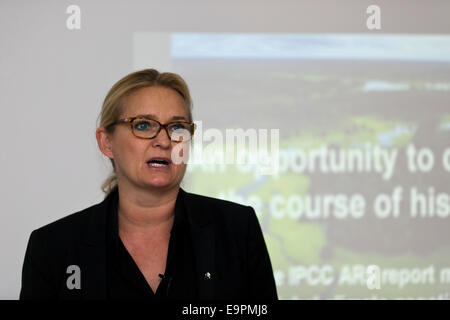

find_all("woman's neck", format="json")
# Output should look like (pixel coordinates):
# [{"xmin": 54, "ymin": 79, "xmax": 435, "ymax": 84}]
[{"xmin": 116, "ymin": 183, "xmax": 179, "ymax": 237}]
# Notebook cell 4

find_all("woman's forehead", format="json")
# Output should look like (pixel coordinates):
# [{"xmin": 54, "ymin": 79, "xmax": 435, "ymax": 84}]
[
  {"xmin": 122, "ymin": 86, "xmax": 188, "ymax": 120},
  {"xmin": 133, "ymin": 113, "xmax": 188, "ymax": 122}
]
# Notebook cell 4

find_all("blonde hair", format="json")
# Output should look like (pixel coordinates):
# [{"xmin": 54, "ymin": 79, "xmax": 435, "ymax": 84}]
[{"xmin": 96, "ymin": 69, "xmax": 193, "ymax": 196}]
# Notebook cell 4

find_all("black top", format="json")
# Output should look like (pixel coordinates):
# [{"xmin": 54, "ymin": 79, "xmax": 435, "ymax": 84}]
[
  {"xmin": 20, "ymin": 187, "xmax": 278, "ymax": 300},
  {"xmin": 105, "ymin": 188, "xmax": 198, "ymax": 299}
]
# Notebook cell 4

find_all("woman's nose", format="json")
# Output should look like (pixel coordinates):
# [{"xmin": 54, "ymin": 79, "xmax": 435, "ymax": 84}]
[{"xmin": 151, "ymin": 127, "xmax": 171, "ymax": 148}]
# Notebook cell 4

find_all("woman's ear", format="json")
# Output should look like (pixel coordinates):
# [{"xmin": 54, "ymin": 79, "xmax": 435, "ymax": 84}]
[{"xmin": 96, "ymin": 127, "xmax": 114, "ymax": 159}]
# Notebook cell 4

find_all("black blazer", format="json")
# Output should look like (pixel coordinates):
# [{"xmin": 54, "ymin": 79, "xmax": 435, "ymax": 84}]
[{"xmin": 20, "ymin": 188, "xmax": 278, "ymax": 300}]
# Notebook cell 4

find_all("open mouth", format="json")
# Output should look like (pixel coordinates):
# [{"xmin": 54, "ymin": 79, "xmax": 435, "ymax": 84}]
[{"xmin": 147, "ymin": 158, "xmax": 170, "ymax": 168}]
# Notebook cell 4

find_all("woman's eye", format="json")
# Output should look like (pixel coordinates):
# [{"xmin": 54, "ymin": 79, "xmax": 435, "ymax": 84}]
[
  {"xmin": 170, "ymin": 123, "xmax": 187, "ymax": 131},
  {"xmin": 134, "ymin": 121, "xmax": 150, "ymax": 131}
]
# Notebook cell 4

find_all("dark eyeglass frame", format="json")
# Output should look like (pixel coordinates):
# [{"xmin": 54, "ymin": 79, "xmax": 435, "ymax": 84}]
[{"xmin": 111, "ymin": 116, "xmax": 196, "ymax": 141}]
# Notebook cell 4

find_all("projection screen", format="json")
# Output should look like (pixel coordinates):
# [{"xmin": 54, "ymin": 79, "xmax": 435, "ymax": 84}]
[{"xmin": 1, "ymin": 0, "xmax": 449, "ymax": 299}]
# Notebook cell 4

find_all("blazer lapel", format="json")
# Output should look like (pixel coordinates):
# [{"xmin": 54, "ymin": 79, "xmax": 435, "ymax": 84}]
[
  {"xmin": 79, "ymin": 192, "xmax": 113, "ymax": 300},
  {"xmin": 190, "ymin": 222, "xmax": 215, "ymax": 300},
  {"xmin": 80, "ymin": 244, "xmax": 106, "ymax": 299},
  {"xmin": 181, "ymin": 188, "xmax": 215, "ymax": 300}
]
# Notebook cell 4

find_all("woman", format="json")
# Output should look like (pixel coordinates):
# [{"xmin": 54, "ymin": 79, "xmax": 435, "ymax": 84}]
[{"xmin": 20, "ymin": 69, "xmax": 278, "ymax": 300}]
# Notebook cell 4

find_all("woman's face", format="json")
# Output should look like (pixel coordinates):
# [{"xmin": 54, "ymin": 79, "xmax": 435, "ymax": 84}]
[{"xmin": 104, "ymin": 86, "xmax": 190, "ymax": 192}]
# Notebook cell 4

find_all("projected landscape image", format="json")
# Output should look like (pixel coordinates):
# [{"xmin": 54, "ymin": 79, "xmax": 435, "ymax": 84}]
[{"xmin": 136, "ymin": 33, "xmax": 450, "ymax": 299}]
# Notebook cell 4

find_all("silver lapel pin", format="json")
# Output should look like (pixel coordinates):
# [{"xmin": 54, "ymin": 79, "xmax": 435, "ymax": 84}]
[{"xmin": 204, "ymin": 272, "xmax": 211, "ymax": 280}]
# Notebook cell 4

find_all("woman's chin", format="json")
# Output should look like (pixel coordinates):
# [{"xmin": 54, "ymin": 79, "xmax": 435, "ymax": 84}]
[{"xmin": 145, "ymin": 179, "xmax": 174, "ymax": 189}]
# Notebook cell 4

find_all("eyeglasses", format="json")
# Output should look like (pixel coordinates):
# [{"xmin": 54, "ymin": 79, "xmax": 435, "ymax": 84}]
[{"xmin": 111, "ymin": 116, "xmax": 196, "ymax": 142}]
